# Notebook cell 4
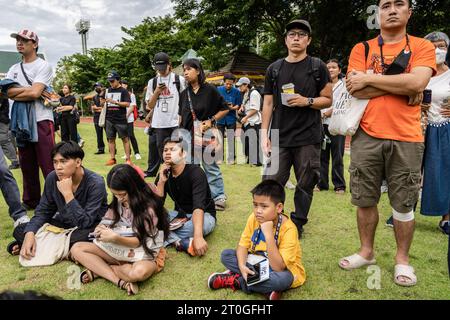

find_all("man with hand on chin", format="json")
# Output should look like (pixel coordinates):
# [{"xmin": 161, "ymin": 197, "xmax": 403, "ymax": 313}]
[{"xmin": 7, "ymin": 141, "xmax": 108, "ymax": 259}]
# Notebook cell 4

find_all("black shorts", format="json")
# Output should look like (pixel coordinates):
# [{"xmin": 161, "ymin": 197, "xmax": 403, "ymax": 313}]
[{"xmin": 105, "ymin": 120, "xmax": 129, "ymax": 139}]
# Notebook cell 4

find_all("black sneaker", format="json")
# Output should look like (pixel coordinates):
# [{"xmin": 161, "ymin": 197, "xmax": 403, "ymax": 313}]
[
  {"xmin": 386, "ymin": 216, "xmax": 394, "ymax": 228},
  {"xmin": 94, "ymin": 150, "xmax": 105, "ymax": 155},
  {"xmin": 439, "ymin": 221, "xmax": 450, "ymax": 235},
  {"xmin": 9, "ymin": 162, "xmax": 20, "ymax": 170}
]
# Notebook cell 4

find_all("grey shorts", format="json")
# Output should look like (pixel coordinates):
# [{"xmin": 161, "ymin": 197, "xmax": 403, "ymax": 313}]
[
  {"xmin": 350, "ymin": 128, "xmax": 424, "ymax": 213},
  {"xmin": 105, "ymin": 121, "xmax": 129, "ymax": 140}
]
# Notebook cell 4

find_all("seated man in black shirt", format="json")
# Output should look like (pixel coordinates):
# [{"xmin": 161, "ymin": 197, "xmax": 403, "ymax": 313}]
[
  {"xmin": 7, "ymin": 141, "xmax": 108, "ymax": 258},
  {"xmin": 155, "ymin": 137, "xmax": 216, "ymax": 257}
]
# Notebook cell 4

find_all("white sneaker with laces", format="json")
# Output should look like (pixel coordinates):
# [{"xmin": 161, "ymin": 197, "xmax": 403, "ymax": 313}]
[
  {"xmin": 14, "ymin": 215, "xmax": 30, "ymax": 229},
  {"xmin": 135, "ymin": 153, "xmax": 142, "ymax": 160}
]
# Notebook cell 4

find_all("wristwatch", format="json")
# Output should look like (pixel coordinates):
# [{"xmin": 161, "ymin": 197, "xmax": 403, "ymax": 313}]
[
  {"xmin": 209, "ymin": 116, "xmax": 217, "ymax": 126},
  {"xmin": 307, "ymin": 98, "xmax": 314, "ymax": 107}
]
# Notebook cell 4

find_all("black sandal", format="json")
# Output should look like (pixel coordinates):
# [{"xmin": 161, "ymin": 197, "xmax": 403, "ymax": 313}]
[
  {"xmin": 80, "ymin": 269, "xmax": 97, "ymax": 284},
  {"xmin": 118, "ymin": 279, "xmax": 139, "ymax": 296},
  {"xmin": 6, "ymin": 241, "xmax": 20, "ymax": 256}
]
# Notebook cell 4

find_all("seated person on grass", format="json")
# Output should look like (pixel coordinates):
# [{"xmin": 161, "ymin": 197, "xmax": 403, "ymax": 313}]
[
  {"xmin": 7, "ymin": 141, "xmax": 108, "ymax": 257},
  {"xmin": 71, "ymin": 164, "xmax": 170, "ymax": 296},
  {"xmin": 207, "ymin": 180, "xmax": 306, "ymax": 300},
  {"xmin": 154, "ymin": 137, "xmax": 216, "ymax": 257}
]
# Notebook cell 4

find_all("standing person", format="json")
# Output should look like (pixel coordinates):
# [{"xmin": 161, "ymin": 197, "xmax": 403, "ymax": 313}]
[
  {"xmin": 143, "ymin": 86, "xmax": 161, "ymax": 178},
  {"xmin": 236, "ymin": 77, "xmax": 262, "ymax": 166},
  {"xmin": 91, "ymin": 82, "xmax": 106, "ymax": 155},
  {"xmin": 316, "ymin": 59, "xmax": 347, "ymax": 194},
  {"xmin": 6, "ymin": 29, "xmax": 55, "ymax": 210},
  {"xmin": 122, "ymin": 80, "xmax": 141, "ymax": 160},
  {"xmin": 339, "ymin": 0, "xmax": 436, "ymax": 287},
  {"xmin": 420, "ymin": 31, "xmax": 450, "ymax": 235},
  {"xmin": 0, "ymin": 97, "xmax": 19, "ymax": 169},
  {"xmin": 217, "ymin": 74, "xmax": 242, "ymax": 165},
  {"xmin": 178, "ymin": 58, "xmax": 229, "ymax": 211},
  {"xmin": 261, "ymin": 20, "xmax": 333, "ymax": 237},
  {"xmin": 57, "ymin": 84, "xmax": 78, "ymax": 143},
  {"xmin": 103, "ymin": 71, "xmax": 132, "ymax": 166},
  {"xmin": 145, "ymin": 52, "xmax": 186, "ymax": 167},
  {"xmin": 71, "ymin": 164, "xmax": 169, "ymax": 296}
]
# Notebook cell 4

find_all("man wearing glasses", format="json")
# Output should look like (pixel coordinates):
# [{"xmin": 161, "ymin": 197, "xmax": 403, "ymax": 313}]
[
  {"xmin": 261, "ymin": 20, "xmax": 332, "ymax": 238},
  {"xmin": 102, "ymin": 71, "xmax": 131, "ymax": 166}
]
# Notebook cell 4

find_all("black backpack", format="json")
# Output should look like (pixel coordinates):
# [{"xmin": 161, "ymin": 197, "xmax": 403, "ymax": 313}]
[{"xmin": 152, "ymin": 74, "xmax": 181, "ymax": 94}]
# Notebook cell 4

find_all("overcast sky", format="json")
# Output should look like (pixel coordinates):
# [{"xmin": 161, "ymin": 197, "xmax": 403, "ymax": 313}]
[{"xmin": 0, "ymin": 0, "xmax": 174, "ymax": 68}]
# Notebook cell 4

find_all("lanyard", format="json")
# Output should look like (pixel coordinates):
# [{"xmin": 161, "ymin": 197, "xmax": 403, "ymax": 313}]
[
  {"xmin": 251, "ymin": 215, "xmax": 283, "ymax": 253},
  {"xmin": 378, "ymin": 34, "xmax": 410, "ymax": 75},
  {"xmin": 186, "ymin": 88, "xmax": 197, "ymax": 121},
  {"xmin": 157, "ymin": 73, "xmax": 172, "ymax": 108}
]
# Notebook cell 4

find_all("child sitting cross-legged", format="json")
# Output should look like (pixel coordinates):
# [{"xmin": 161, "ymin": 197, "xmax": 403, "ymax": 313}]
[{"xmin": 207, "ymin": 180, "xmax": 306, "ymax": 300}]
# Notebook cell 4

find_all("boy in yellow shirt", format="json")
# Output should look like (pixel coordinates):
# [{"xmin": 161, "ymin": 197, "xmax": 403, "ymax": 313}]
[{"xmin": 208, "ymin": 180, "xmax": 306, "ymax": 300}]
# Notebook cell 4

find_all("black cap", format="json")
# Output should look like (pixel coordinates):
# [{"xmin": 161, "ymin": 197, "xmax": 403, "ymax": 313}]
[
  {"xmin": 107, "ymin": 71, "xmax": 121, "ymax": 81},
  {"xmin": 285, "ymin": 19, "xmax": 312, "ymax": 34},
  {"xmin": 153, "ymin": 52, "xmax": 170, "ymax": 72},
  {"xmin": 93, "ymin": 82, "xmax": 104, "ymax": 88},
  {"xmin": 121, "ymin": 80, "xmax": 128, "ymax": 85}
]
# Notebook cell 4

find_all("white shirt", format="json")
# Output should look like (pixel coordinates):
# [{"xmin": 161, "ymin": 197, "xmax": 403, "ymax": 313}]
[
  {"xmin": 242, "ymin": 89, "xmax": 262, "ymax": 126},
  {"xmin": 127, "ymin": 93, "xmax": 137, "ymax": 123},
  {"xmin": 7, "ymin": 57, "xmax": 54, "ymax": 123},
  {"xmin": 426, "ymin": 69, "xmax": 450, "ymax": 125},
  {"xmin": 145, "ymin": 72, "xmax": 186, "ymax": 129},
  {"xmin": 322, "ymin": 79, "xmax": 345, "ymax": 125}
]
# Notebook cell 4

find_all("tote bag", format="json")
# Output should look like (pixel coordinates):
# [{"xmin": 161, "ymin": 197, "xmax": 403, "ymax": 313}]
[
  {"xmin": 98, "ymin": 90, "xmax": 108, "ymax": 128},
  {"xmin": 19, "ymin": 224, "xmax": 77, "ymax": 267},
  {"xmin": 328, "ymin": 87, "xmax": 370, "ymax": 137}
]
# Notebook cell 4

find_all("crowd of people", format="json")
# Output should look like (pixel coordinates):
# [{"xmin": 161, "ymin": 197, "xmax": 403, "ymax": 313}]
[{"xmin": 0, "ymin": 0, "xmax": 449, "ymax": 300}]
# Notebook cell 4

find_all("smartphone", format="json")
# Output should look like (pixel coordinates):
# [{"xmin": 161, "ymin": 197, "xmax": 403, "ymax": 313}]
[
  {"xmin": 245, "ymin": 263, "xmax": 260, "ymax": 285},
  {"xmin": 158, "ymin": 83, "xmax": 167, "ymax": 88}
]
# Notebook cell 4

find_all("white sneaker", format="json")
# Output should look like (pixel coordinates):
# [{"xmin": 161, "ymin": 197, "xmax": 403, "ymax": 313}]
[
  {"xmin": 285, "ymin": 180, "xmax": 296, "ymax": 190},
  {"xmin": 78, "ymin": 139, "xmax": 85, "ymax": 148},
  {"xmin": 135, "ymin": 153, "xmax": 142, "ymax": 160},
  {"xmin": 14, "ymin": 215, "xmax": 30, "ymax": 229}
]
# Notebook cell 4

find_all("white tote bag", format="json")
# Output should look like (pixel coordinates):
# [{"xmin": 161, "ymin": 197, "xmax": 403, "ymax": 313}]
[
  {"xmin": 19, "ymin": 224, "xmax": 77, "ymax": 267},
  {"xmin": 98, "ymin": 89, "xmax": 108, "ymax": 128},
  {"xmin": 328, "ymin": 88, "xmax": 370, "ymax": 137}
]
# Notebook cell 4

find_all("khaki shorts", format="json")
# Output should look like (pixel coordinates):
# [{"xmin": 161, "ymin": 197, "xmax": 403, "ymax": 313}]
[{"xmin": 349, "ymin": 128, "xmax": 424, "ymax": 213}]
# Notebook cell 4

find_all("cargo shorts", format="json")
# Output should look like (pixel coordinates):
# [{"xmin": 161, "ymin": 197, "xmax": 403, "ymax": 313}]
[{"xmin": 349, "ymin": 128, "xmax": 424, "ymax": 213}]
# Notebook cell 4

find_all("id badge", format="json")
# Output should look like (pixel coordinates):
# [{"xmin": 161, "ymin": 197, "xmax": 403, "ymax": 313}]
[{"xmin": 161, "ymin": 101, "xmax": 169, "ymax": 113}]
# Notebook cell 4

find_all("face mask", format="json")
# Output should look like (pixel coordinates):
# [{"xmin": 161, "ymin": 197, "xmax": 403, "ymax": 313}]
[
  {"xmin": 95, "ymin": 88, "xmax": 102, "ymax": 93},
  {"xmin": 436, "ymin": 47, "xmax": 447, "ymax": 65}
]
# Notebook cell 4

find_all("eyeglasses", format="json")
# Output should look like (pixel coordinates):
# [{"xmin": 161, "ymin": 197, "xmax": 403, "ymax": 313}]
[{"xmin": 287, "ymin": 31, "xmax": 309, "ymax": 39}]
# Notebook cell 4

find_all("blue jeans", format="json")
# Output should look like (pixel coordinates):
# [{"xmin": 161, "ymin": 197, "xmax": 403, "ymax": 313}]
[
  {"xmin": 164, "ymin": 211, "xmax": 216, "ymax": 246},
  {"xmin": 0, "ymin": 147, "xmax": 27, "ymax": 221},
  {"xmin": 221, "ymin": 249, "xmax": 294, "ymax": 294},
  {"xmin": 176, "ymin": 129, "xmax": 226, "ymax": 201}
]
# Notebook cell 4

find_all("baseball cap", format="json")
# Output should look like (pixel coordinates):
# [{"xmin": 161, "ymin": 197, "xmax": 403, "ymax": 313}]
[
  {"xmin": 10, "ymin": 29, "xmax": 39, "ymax": 44},
  {"xmin": 93, "ymin": 82, "xmax": 104, "ymax": 88},
  {"xmin": 236, "ymin": 77, "xmax": 251, "ymax": 86},
  {"xmin": 107, "ymin": 71, "xmax": 121, "ymax": 81},
  {"xmin": 285, "ymin": 19, "xmax": 312, "ymax": 34},
  {"xmin": 153, "ymin": 52, "xmax": 170, "ymax": 72}
]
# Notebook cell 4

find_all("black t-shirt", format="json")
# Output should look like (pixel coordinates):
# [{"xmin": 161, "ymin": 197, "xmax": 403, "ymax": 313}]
[
  {"xmin": 179, "ymin": 83, "xmax": 228, "ymax": 131},
  {"xmin": 59, "ymin": 95, "xmax": 76, "ymax": 118},
  {"xmin": 93, "ymin": 94, "xmax": 102, "ymax": 123},
  {"xmin": 264, "ymin": 56, "xmax": 331, "ymax": 147},
  {"xmin": 105, "ymin": 87, "xmax": 131, "ymax": 124},
  {"xmin": 0, "ymin": 98, "xmax": 9, "ymax": 125},
  {"xmin": 157, "ymin": 164, "xmax": 216, "ymax": 219}
]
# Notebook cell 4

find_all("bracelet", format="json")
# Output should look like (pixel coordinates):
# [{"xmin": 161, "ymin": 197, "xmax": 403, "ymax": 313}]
[{"xmin": 209, "ymin": 116, "xmax": 217, "ymax": 126}]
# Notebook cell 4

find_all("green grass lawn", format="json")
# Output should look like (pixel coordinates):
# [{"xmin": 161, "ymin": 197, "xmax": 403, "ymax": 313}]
[{"xmin": 0, "ymin": 122, "xmax": 448, "ymax": 300}]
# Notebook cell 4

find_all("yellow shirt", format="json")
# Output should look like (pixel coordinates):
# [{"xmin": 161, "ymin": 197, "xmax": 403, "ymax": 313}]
[{"xmin": 238, "ymin": 213, "xmax": 306, "ymax": 288}]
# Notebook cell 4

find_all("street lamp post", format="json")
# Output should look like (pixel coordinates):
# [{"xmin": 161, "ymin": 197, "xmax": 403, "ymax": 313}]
[{"xmin": 75, "ymin": 19, "xmax": 91, "ymax": 55}]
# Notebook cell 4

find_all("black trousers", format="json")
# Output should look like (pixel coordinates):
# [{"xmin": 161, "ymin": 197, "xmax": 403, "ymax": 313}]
[
  {"xmin": 217, "ymin": 123, "xmax": 237, "ymax": 162},
  {"xmin": 146, "ymin": 128, "xmax": 160, "ymax": 176},
  {"xmin": 318, "ymin": 124, "xmax": 346, "ymax": 191},
  {"xmin": 243, "ymin": 123, "xmax": 262, "ymax": 166},
  {"xmin": 127, "ymin": 122, "xmax": 140, "ymax": 154},
  {"xmin": 263, "ymin": 144, "xmax": 321, "ymax": 230},
  {"xmin": 13, "ymin": 222, "xmax": 96, "ymax": 249},
  {"xmin": 94, "ymin": 121, "xmax": 105, "ymax": 152},
  {"xmin": 155, "ymin": 127, "xmax": 177, "ymax": 158},
  {"xmin": 60, "ymin": 114, "xmax": 78, "ymax": 142}
]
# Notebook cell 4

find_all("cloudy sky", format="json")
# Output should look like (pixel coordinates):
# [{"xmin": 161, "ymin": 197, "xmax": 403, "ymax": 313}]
[{"xmin": 0, "ymin": 0, "xmax": 174, "ymax": 67}]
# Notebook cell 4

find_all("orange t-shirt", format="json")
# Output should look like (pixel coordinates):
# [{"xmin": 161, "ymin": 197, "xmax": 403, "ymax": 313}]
[{"xmin": 348, "ymin": 35, "xmax": 436, "ymax": 142}]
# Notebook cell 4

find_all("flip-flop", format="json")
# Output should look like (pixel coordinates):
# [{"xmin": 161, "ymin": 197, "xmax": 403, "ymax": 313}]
[
  {"xmin": 394, "ymin": 264, "xmax": 417, "ymax": 287},
  {"xmin": 339, "ymin": 253, "xmax": 377, "ymax": 270},
  {"xmin": 6, "ymin": 241, "xmax": 20, "ymax": 256}
]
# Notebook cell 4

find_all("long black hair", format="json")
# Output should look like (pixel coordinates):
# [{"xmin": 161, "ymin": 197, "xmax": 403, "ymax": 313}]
[
  {"xmin": 182, "ymin": 58, "xmax": 206, "ymax": 85},
  {"xmin": 106, "ymin": 164, "xmax": 169, "ymax": 257}
]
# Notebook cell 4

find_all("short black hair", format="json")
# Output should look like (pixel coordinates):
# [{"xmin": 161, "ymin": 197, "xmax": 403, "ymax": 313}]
[
  {"xmin": 251, "ymin": 180, "xmax": 286, "ymax": 205},
  {"xmin": 51, "ymin": 141, "xmax": 85, "ymax": 160},
  {"xmin": 378, "ymin": 0, "xmax": 411, "ymax": 7},
  {"xmin": 223, "ymin": 73, "xmax": 236, "ymax": 82},
  {"xmin": 162, "ymin": 136, "xmax": 184, "ymax": 152}
]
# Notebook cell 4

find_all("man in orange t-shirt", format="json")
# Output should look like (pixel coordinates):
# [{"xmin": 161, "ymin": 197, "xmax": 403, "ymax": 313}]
[{"xmin": 338, "ymin": 0, "xmax": 436, "ymax": 287}]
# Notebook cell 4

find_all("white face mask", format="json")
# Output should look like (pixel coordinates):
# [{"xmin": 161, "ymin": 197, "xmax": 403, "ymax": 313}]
[{"xmin": 436, "ymin": 47, "xmax": 447, "ymax": 65}]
